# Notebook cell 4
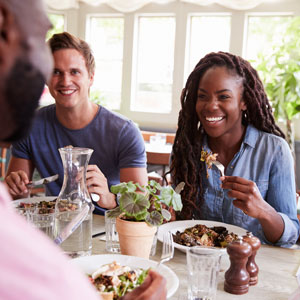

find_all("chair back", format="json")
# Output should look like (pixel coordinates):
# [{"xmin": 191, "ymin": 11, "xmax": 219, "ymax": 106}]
[
  {"xmin": 0, "ymin": 147, "xmax": 8, "ymax": 180},
  {"xmin": 141, "ymin": 130, "xmax": 175, "ymax": 144}
]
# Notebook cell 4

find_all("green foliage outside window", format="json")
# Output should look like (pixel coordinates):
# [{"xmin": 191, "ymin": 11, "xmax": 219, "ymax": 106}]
[
  {"xmin": 46, "ymin": 13, "xmax": 65, "ymax": 40},
  {"xmin": 90, "ymin": 89, "xmax": 108, "ymax": 107},
  {"xmin": 255, "ymin": 17, "xmax": 300, "ymax": 148}
]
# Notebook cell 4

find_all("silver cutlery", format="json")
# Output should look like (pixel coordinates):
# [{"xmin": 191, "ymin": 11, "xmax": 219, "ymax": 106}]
[
  {"xmin": 26, "ymin": 174, "xmax": 59, "ymax": 188},
  {"xmin": 212, "ymin": 161, "xmax": 225, "ymax": 177},
  {"xmin": 157, "ymin": 231, "xmax": 174, "ymax": 268}
]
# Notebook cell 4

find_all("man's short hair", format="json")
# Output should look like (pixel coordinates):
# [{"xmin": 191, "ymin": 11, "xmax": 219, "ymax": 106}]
[{"xmin": 48, "ymin": 32, "xmax": 95, "ymax": 75}]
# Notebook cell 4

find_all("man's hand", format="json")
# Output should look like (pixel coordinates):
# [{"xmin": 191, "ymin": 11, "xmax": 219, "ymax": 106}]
[
  {"xmin": 121, "ymin": 270, "xmax": 167, "ymax": 300},
  {"xmin": 5, "ymin": 171, "xmax": 30, "ymax": 198},
  {"xmin": 86, "ymin": 165, "xmax": 117, "ymax": 209}
]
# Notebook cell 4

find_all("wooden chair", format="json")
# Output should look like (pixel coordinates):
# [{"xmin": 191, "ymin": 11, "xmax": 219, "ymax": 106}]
[
  {"xmin": 0, "ymin": 147, "xmax": 8, "ymax": 180},
  {"xmin": 141, "ymin": 130, "xmax": 175, "ymax": 183},
  {"xmin": 141, "ymin": 130, "xmax": 175, "ymax": 144}
]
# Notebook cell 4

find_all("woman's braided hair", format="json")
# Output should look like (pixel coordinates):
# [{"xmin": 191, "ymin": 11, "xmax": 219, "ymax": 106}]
[{"xmin": 170, "ymin": 51, "xmax": 285, "ymax": 220}]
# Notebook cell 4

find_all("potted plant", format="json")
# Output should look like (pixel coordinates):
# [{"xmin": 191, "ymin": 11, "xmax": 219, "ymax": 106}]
[{"xmin": 107, "ymin": 180, "xmax": 184, "ymax": 258}]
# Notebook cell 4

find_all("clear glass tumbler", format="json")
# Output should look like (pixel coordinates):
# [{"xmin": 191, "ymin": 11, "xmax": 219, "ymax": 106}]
[
  {"xmin": 105, "ymin": 210, "xmax": 120, "ymax": 253},
  {"xmin": 28, "ymin": 212, "xmax": 56, "ymax": 240},
  {"xmin": 186, "ymin": 247, "xmax": 222, "ymax": 300}
]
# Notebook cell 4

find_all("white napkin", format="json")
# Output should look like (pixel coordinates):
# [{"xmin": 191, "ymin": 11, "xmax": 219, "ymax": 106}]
[{"xmin": 288, "ymin": 266, "xmax": 300, "ymax": 300}]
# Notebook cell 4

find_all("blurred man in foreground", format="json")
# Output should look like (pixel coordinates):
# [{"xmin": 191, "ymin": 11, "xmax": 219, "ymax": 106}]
[{"xmin": 0, "ymin": 0, "xmax": 166, "ymax": 299}]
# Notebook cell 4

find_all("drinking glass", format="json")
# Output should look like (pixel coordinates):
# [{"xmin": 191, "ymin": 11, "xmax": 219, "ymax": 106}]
[
  {"xmin": 28, "ymin": 211, "xmax": 56, "ymax": 240},
  {"xmin": 150, "ymin": 230, "xmax": 158, "ymax": 256},
  {"xmin": 186, "ymin": 247, "xmax": 222, "ymax": 300},
  {"xmin": 105, "ymin": 210, "xmax": 120, "ymax": 253}
]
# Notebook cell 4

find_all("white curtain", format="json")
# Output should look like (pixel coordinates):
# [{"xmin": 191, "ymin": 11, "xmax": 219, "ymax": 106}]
[{"xmin": 45, "ymin": 0, "xmax": 281, "ymax": 12}]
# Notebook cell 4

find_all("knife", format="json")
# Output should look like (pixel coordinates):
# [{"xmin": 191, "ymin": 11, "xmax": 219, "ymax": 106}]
[
  {"xmin": 26, "ymin": 174, "xmax": 59, "ymax": 188},
  {"xmin": 54, "ymin": 204, "xmax": 90, "ymax": 245}
]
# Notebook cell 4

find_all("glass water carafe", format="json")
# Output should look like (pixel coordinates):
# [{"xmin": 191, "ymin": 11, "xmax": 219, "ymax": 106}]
[{"xmin": 55, "ymin": 146, "xmax": 94, "ymax": 258}]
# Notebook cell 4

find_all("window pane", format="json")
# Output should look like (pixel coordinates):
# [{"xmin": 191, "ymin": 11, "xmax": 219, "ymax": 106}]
[
  {"xmin": 132, "ymin": 16, "xmax": 176, "ymax": 113},
  {"xmin": 46, "ymin": 13, "xmax": 65, "ymax": 40},
  {"xmin": 245, "ymin": 15, "xmax": 292, "ymax": 64},
  {"xmin": 187, "ymin": 15, "xmax": 231, "ymax": 74},
  {"xmin": 88, "ymin": 17, "xmax": 124, "ymax": 110},
  {"xmin": 40, "ymin": 14, "xmax": 65, "ymax": 107}
]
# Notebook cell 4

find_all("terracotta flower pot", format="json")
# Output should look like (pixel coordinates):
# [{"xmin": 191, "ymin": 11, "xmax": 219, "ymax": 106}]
[{"xmin": 116, "ymin": 217, "xmax": 157, "ymax": 259}]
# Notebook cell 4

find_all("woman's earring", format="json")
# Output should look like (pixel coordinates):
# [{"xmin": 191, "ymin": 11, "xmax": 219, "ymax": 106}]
[{"xmin": 242, "ymin": 110, "xmax": 249, "ymax": 123}]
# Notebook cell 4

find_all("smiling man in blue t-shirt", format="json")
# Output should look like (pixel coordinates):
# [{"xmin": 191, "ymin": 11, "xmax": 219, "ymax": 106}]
[{"xmin": 5, "ymin": 32, "xmax": 148, "ymax": 214}]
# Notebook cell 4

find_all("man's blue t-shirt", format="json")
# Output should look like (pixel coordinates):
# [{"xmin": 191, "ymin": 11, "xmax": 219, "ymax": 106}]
[{"xmin": 12, "ymin": 104, "xmax": 146, "ymax": 214}]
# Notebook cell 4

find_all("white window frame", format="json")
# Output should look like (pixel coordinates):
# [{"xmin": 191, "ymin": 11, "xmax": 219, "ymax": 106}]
[{"xmin": 46, "ymin": 0, "xmax": 300, "ymax": 131}]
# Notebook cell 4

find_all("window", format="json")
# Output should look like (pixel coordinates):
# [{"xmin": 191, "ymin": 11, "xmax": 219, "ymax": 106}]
[
  {"xmin": 132, "ymin": 16, "xmax": 176, "ymax": 113},
  {"xmin": 46, "ymin": 0, "xmax": 300, "ymax": 131},
  {"xmin": 244, "ymin": 14, "xmax": 292, "ymax": 65},
  {"xmin": 47, "ymin": 13, "xmax": 65, "ymax": 40},
  {"xmin": 40, "ymin": 13, "xmax": 65, "ymax": 107},
  {"xmin": 186, "ymin": 15, "xmax": 231, "ymax": 75},
  {"xmin": 87, "ymin": 16, "xmax": 124, "ymax": 110}
]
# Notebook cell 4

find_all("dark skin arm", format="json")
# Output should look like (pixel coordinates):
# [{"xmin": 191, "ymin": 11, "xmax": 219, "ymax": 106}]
[
  {"xmin": 4, "ymin": 156, "xmax": 34, "ymax": 199},
  {"xmin": 221, "ymin": 175, "xmax": 284, "ymax": 243}
]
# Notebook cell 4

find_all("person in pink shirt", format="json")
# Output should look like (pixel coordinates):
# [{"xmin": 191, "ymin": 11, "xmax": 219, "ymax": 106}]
[{"xmin": 0, "ymin": 0, "xmax": 167, "ymax": 299}]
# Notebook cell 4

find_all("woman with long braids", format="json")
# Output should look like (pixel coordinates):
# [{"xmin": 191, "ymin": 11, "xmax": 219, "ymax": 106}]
[{"xmin": 170, "ymin": 51, "xmax": 299, "ymax": 247}]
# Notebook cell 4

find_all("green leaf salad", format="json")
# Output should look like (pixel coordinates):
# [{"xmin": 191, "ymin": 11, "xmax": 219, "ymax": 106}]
[{"xmin": 88, "ymin": 261, "xmax": 149, "ymax": 299}]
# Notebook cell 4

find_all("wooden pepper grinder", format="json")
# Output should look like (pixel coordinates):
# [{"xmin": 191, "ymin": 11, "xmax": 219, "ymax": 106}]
[
  {"xmin": 224, "ymin": 236, "xmax": 252, "ymax": 295},
  {"xmin": 243, "ymin": 232, "xmax": 261, "ymax": 285}
]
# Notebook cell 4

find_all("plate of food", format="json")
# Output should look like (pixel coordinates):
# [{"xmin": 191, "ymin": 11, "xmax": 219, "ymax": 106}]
[
  {"xmin": 157, "ymin": 220, "xmax": 247, "ymax": 253},
  {"xmin": 70, "ymin": 254, "xmax": 179, "ymax": 299},
  {"xmin": 12, "ymin": 196, "xmax": 57, "ymax": 215}
]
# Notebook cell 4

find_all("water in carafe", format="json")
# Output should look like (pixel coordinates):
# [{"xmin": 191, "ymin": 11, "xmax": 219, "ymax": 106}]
[{"xmin": 55, "ymin": 146, "xmax": 94, "ymax": 258}]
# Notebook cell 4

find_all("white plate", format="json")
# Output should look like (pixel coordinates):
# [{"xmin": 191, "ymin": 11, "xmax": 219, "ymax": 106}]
[
  {"xmin": 70, "ymin": 254, "xmax": 179, "ymax": 299},
  {"xmin": 12, "ymin": 196, "xmax": 57, "ymax": 207},
  {"xmin": 157, "ymin": 220, "xmax": 247, "ymax": 253}
]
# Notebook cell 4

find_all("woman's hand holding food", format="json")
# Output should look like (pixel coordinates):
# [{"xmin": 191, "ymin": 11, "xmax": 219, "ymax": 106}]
[
  {"xmin": 86, "ymin": 165, "xmax": 117, "ymax": 209},
  {"xmin": 5, "ymin": 171, "xmax": 30, "ymax": 198},
  {"xmin": 221, "ymin": 175, "xmax": 284, "ymax": 243},
  {"xmin": 121, "ymin": 270, "xmax": 167, "ymax": 300},
  {"xmin": 220, "ymin": 175, "xmax": 269, "ymax": 218}
]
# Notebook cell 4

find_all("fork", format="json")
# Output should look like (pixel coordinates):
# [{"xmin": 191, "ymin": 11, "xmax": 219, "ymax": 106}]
[
  {"xmin": 157, "ymin": 231, "xmax": 174, "ymax": 268},
  {"xmin": 212, "ymin": 161, "xmax": 225, "ymax": 177}
]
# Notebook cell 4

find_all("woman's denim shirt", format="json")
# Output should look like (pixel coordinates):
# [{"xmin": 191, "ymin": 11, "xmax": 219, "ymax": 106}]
[{"xmin": 197, "ymin": 125, "xmax": 299, "ymax": 247}]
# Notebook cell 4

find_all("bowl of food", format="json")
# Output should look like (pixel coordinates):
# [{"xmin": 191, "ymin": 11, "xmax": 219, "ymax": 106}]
[{"xmin": 157, "ymin": 220, "xmax": 247, "ymax": 253}]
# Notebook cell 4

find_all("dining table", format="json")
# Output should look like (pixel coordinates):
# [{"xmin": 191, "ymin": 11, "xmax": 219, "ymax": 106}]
[{"xmin": 91, "ymin": 215, "xmax": 300, "ymax": 300}]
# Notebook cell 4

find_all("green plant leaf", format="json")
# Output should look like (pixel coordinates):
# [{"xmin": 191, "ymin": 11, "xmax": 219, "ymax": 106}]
[
  {"xmin": 159, "ymin": 186, "xmax": 183, "ymax": 212},
  {"xmin": 161, "ymin": 208, "xmax": 171, "ymax": 221},
  {"xmin": 106, "ymin": 206, "xmax": 122, "ymax": 218},
  {"xmin": 111, "ymin": 182, "xmax": 137, "ymax": 194},
  {"xmin": 255, "ymin": 15, "xmax": 300, "ymax": 146},
  {"xmin": 149, "ymin": 180, "xmax": 162, "ymax": 190},
  {"xmin": 119, "ymin": 192, "xmax": 149, "ymax": 218},
  {"xmin": 175, "ymin": 182, "xmax": 185, "ymax": 194},
  {"xmin": 134, "ymin": 210, "xmax": 149, "ymax": 221},
  {"xmin": 170, "ymin": 193, "xmax": 183, "ymax": 211},
  {"xmin": 145, "ymin": 210, "xmax": 163, "ymax": 226}
]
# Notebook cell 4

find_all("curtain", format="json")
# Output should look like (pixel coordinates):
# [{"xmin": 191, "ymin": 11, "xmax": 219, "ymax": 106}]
[{"xmin": 45, "ymin": 0, "xmax": 281, "ymax": 12}]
